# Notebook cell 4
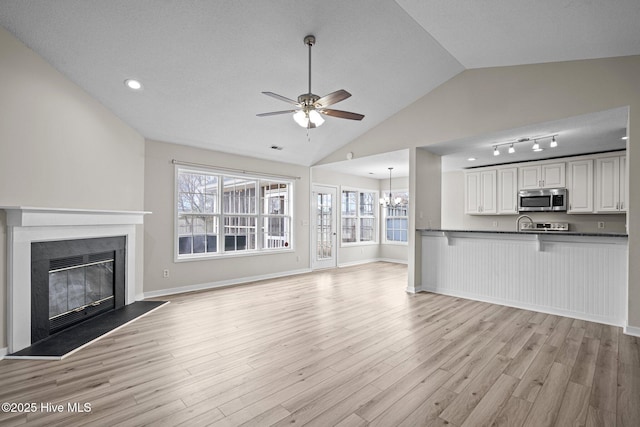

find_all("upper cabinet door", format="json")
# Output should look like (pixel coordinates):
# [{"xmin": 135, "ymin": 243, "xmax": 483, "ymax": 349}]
[
  {"xmin": 595, "ymin": 157, "xmax": 621, "ymax": 212},
  {"xmin": 541, "ymin": 163, "xmax": 565, "ymax": 188},
  {"xmin": 519, "ymin": 163, "xmax": 565, "ymax": 189},
  {"xmin": 464, "ymin": 172, "xmax": 481, "ymax": 214},
  {"xmin": 519, "ymin": 165, "xmax": 541, "ymax": 190},
  {"xmin": 620, "ymin": 155, "xmax": 627, "ymax": 212},
  {"xmin": 595, "ymin": 155, "xmax": 626, "ymax": 213},
  {"xmin": 497, "ymin": 168, "xmax": 518, "ymax": 214},
  {"xmin": 480, "ymin": 170, "xmax": 497, "ymax": 214},
  {"xmin": 464, "ymin": 170, "xmax": 496, "ymax": 215},
  {"xmin": 567, "ymin": 160, "xmax": 593, "ymax": 213}
]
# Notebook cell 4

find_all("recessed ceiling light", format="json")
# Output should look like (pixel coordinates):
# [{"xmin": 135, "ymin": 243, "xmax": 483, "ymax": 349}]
[
  {"xmin": 622, "ymin": 136, "xmax": 628, "ymax": 140},
  {"xmin": 467, "ymin": 157, "xmax": 476, "ymax": 161},
  {"xmin": 124, "ymin": 79, "xmax": 143, "ymax": 90}
]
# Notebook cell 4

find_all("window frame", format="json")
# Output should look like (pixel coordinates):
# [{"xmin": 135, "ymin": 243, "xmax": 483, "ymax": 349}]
[
  {"xmin": 382, "ymin": 189, "xmax": 409, "ymax": 245},
  {"xmin": 174, "ymin": 165, "xmax": 294, "ymax": 262},
  {"xmin": 340, "ymin": 186, "xmax": 379, "ymax": 247}
]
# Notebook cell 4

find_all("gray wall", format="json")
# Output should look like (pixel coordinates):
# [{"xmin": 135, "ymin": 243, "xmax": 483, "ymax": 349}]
[
  {"xmin": 0, "ymin": 27, "xmax": 146, "ymax": 350},
  {"xmin": 144, "ymin": 139, "xmax": 311, "ymax": 296}
]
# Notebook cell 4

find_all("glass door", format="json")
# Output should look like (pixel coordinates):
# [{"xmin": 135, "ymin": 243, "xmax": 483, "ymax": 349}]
[{"xmin": 312, "ymin": 185, "xmax": 337, "ymax": 269}]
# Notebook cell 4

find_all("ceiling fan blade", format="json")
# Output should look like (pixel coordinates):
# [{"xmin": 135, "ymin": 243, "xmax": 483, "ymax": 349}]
[
  {"xmin": 320, "ymin": 109, "xmax": 364, "ymax": 121},
  {"xmin": 314, "ymin": 89, "xmax": 351, "ymax": 108},
  {"xmin": 262, "ymin": 92, "xmax": 300, "ymax": 106},
  {"xmin": 256, "ymin": 110, "xmax": 297, "ymax": 117}
]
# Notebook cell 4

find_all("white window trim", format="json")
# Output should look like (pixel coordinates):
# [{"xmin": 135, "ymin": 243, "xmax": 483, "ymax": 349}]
[
  {"xmin": 382, "ymin": 189, "xmax": 409, "ymax": 246},
  {"xmin": 340, "ymin": 186, "xmax": 379, "ymax": 247},
  {"xmin": 174, "ymin": 165, "xmax": 294, "ymax": 262}
]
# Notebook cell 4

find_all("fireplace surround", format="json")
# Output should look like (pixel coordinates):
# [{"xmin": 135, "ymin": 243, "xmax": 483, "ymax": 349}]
[
  {"xmin": 2, "ymin": 207, "xmax": 148, "ymax": 353},
  {"xmin": 31, "ymin": 236, "xmax": 126, "ymax": 343}
]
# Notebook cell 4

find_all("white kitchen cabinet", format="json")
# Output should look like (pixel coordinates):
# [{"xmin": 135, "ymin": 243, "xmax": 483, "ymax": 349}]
[
  {"xmin": 465, "ymin": 170, "xmax": 496, "ymax": 215},
  {"xmin": 567, "ymin": 159, "xmax": 593, "ymax": 213},
  {"xmin": 497, "ymin": 167, "xmax": 518, "ymax": 214},
  {"xmin": 595, "ymin": 155, "xmax": 626, "ymax": 213},
  {"xmin": 518, "ymin": 162, "xmax": 565, "ymax": 189}
]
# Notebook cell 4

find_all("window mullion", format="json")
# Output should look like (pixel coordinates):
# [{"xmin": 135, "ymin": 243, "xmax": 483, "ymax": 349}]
[{"xmin": 219, "ymin": 176, "xmax": 224, "ymax": 255}]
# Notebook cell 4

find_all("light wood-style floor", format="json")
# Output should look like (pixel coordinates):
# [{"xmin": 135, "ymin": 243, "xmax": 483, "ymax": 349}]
[{"xmin": 1, "ymin": 262, "xmax": 639, "ymax": 426}]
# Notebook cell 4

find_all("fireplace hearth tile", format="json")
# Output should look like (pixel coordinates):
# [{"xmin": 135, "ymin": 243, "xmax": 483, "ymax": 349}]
[{"xmin": 5, "ymin": 301, "xmax": 168, "ymax": 360}]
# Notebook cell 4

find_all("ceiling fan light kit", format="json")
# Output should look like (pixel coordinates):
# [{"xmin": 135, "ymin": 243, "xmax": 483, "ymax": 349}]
[{"xmin": 257, "ymin": 35, "xmax": 364, "ymax": 129}]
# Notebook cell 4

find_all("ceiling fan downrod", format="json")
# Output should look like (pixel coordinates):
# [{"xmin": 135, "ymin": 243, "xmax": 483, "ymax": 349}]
[{"xmin": 304, "ymin": 35, "xmax": 315, "ymax": 97}]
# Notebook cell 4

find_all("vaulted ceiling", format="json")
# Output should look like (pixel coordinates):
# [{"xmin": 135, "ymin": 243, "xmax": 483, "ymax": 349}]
[{"xmin": 1, "ymin": 1, "xmax": 639, "ymax": 168}]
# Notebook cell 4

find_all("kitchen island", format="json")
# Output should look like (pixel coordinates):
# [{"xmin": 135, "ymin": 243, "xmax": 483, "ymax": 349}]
[{"xmin": 419, "ymin": 229, "xmax": 628, "ymax": 326}]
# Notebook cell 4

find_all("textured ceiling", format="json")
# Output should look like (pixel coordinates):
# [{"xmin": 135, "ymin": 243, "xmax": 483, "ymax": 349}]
[{"xmin": 0, "ymin": 1, "xmax": 638, "ymax": 170}]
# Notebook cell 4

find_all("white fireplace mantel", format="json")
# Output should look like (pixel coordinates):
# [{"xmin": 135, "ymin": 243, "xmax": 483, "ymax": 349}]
[{"xmin": 2, "ymin": 207, "xmax": 150, "ymax": 353}]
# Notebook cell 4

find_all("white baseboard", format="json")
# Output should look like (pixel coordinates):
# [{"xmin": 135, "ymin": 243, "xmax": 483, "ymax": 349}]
[
  {"xmin": 143, "ymin": 268, "xmax": 312, "ymax": 299},
  {"xmin": 338, "ymin": 258, "xmax": 379, "ymax": 268},
  {"xmin": 624, "ymin": 324, "xmax": 640, "ymax": 337},
  {"xmin": 377, "ymin": 258, "xmax": 408, "ymax": 265},
  {"xmin": 422, "ymin": 286, "xmax": 625, "ymax": 328},
  {"xmin": 338, "ymin": 258, "xmax": 407, "ymax": 268}
]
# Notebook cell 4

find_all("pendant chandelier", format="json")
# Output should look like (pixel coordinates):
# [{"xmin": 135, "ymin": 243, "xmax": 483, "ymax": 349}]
[{"xmin": 379, "ymin": 167, "xmax": 402, "ymax": 207}]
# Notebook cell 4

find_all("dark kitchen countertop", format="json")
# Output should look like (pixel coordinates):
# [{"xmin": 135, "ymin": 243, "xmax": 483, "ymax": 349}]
[{"xmin": 418, "ymin": 228, "xmax": 628, "ymax": 238}]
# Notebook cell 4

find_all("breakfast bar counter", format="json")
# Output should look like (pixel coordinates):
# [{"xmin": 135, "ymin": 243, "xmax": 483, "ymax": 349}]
[{"xmin": 418, "ymin": 229, "xmax": 628, "ymax": 326}]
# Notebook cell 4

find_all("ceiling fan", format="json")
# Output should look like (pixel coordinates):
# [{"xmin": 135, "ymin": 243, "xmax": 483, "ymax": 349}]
[{"xmin": 257, "ymin": 35, "xmax": 364, "ymax": 129}]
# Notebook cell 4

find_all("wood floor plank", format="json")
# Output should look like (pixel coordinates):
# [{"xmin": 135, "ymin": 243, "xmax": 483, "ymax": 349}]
[
  {"xmin": 504, "ymin": 332, "xmax": 547, "ymax": 379},
  {"xmin": 459, "ymin": 373, "xmax": 519, "ymax": 427},
  {"xmin": 493, "ymin": 396, "xmax": 532, "ymax": 427},
  {"xmin": 570, "ymin": 336, "xmax": 601, "ymax": 386},
  {"xmin": 522, "ymin": 362, "xmax": 572, "ymax": 427},
  {"xmin": 0, "ymin": 262, "xmax": 636, "ymax": 427},
  {"xmin": 617, "ymin": 351, "xmax": 640, "ymax": 427},
  {"xmin": 555, "ymin": 326, "xmax": 587, "ymax": 367},
  {"xmin": 439, "ymin": 354, "xmax": 512, "ymax": 426},
  {"xmin": 397, "ymin": 386, "xmax": 458, "ymax": 427},
  {"xmin": 589, "ymin": 347, "xmax": 617, "ymax": 413},
  {"xmin": 585, "ymin": 405, "xmax": 615, "ymax": 427},
  {"xmin": 512, "ymin": 343, "xmax": 559, "ymax": 402},
  {"xmin": 366, "ymin": 369, "xmax": 451, "ymax": 427},
  {"xmin": 554, "ymin": 381, "xmax": 591, "ymax": 427}
]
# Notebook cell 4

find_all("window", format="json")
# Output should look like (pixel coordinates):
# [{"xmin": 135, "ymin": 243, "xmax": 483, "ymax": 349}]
[
  {"xmin": 341, "ymin": 188, "xmax": 378, "ymax": 244},
  {"xmin": 384, "ymin": 190, "xmax": 409, "ymax": 244},
  {"xmin": 176, "ymin": 167, "xmax": 292, "ymax": 259}
]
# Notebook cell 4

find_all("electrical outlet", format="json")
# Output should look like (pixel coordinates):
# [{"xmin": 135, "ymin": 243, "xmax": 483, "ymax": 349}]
[
  {"xmin": 597, "ymin": 221, "xmax": 605, "ymax": 229},
  {"xmin": 163, "ymin": 269, "xmax": 170, "ymax": 278}
]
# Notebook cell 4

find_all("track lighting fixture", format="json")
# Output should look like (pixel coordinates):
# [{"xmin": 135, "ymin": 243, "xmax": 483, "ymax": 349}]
[{"xmin": 491, "ymin": 133, "xmax": 559, "ymax": 155}]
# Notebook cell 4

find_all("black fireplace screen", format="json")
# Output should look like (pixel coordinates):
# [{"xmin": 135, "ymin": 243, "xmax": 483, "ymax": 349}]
[{"xmin": 49, "ymin": 253, "xmax": 115, "ymax": 320}]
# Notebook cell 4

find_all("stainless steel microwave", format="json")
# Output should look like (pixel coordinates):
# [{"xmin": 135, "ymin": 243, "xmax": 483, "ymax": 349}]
[{"xmin": 518, "ymin": 188, "xmax": 567, "ymax": 212}]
